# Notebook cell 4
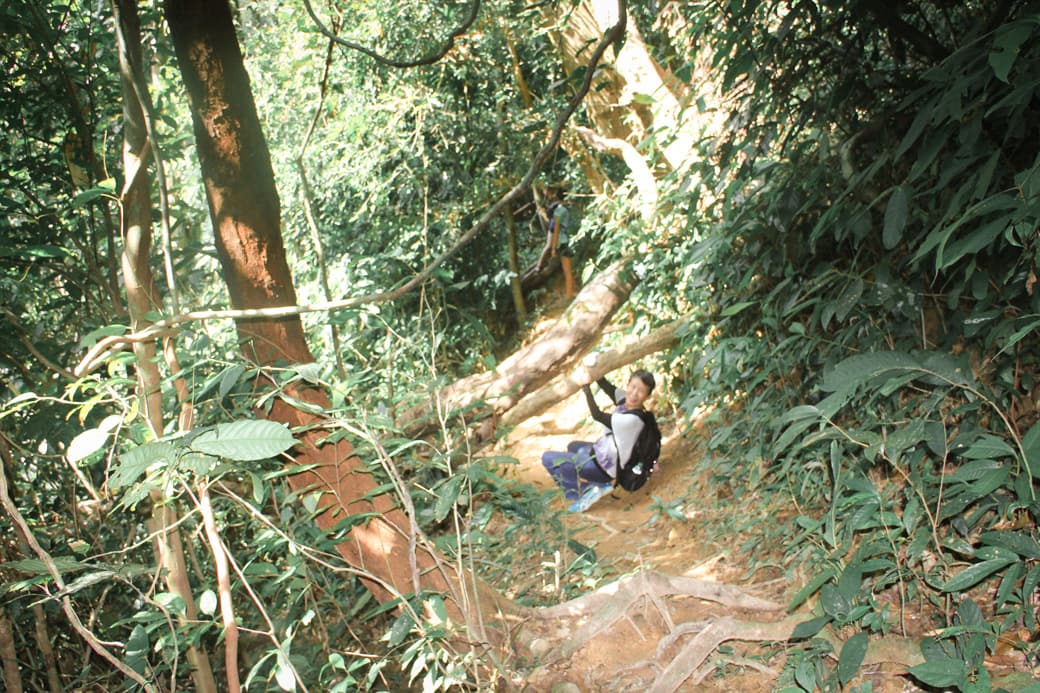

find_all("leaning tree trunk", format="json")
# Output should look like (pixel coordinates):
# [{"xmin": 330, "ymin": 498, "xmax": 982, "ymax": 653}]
[
  {"xmin": 162, "ymin": 0, "xmax": 516, "ymax": 646},
  {"xmin": 399, "ymin": 258, "xmax": 639, "ymax": 438},
  {"xmin": 500, "ymin": 316, "xmax": 687, "ymax": 428}
]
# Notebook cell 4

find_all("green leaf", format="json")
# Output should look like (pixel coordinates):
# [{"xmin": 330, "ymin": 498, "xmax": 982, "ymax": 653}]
[
  {"xmin": 275, "ymin": 649, "xmax": 297, "ymax": 691},
  {"xmin": 218, "ymin": 364, "xmax": 247, "ymax": 400},
  {"xmin": 791, "ymin": 615, "xmax": 831, "ymax": 640},
  {"xmin": 820, "ymin": 351, "xmax": 921, "ymax": 393},
  {"xmin": 1021, "ymin": 421, "xmax": 1040, "ymax": 478},
  {"xmin": 112, "ymin": 441, "xmax": 177, "ymax": 489},
  {"xmin": 72, "ymin": 178, "xmax": 116, "ymax": 207},
  {"xmin": 883, "ymin": 186, "xmax": 909, "ymax": 249},
  {"xmin": 978, "ymin": 530, "xmax": 1040, "ymax": 559},
  {"xmin": 124, "ymin": 625, "xmax": 149, "ymax": 675},
  {"xmin": 961, "ymin": 434, "xmax": 1015, "ymax": 460},
  {"xmin": 788, "ymin": 567, "xmax": 836, "ymax": 610},
  {"xmin": 190, "ymin": 420, "xmax": 296, "ymax": 461},
  {"xmin": 909, "ymin": 657, "xmax": 968, "ymax": 688},
  {"xmin": 721, "ymin": 300, "xmax": 755, "ymax": 317},
  {"xmin": 67, "ymin": 428, "xmax": 110, "ymax": 464},
  {"xmin": 820, "ymin": 583, "xmax": 851, "ymax": 619},
  {"xmin": 989, "ymin": 21, "xmax": 1035, "ymax": 83},
  {"xmin": 387, "ymin": 611, "xmax": 414, "ymax": 647},
  {"xmin": 834, "ymin": 277, "xmax": 863, "ymax": 322},
  {"xmin": 837, "ymin": 632, "xmax": 869, "ymax": 686},
  {"xmin": 433, "ymin": 475, "xmax": 464, "ymax": 522},
  {"xmin": 942, "ymin": 557, "xmax": 1016, "ymax": 592}
]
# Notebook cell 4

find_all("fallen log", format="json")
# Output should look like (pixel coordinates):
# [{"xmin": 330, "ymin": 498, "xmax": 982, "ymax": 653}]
[
  {"xmin": 399, "ymin": 258, "xmax": 638, "ymax": 437},
  {"xmin": 499, "ymin": 316, "xmax": 688, "ymax": 427}
]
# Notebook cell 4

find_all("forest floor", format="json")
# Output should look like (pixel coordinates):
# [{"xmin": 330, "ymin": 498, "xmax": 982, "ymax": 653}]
[{"xmin": 490, "ymin": 391, "xmax": 921, "ymax": 692}]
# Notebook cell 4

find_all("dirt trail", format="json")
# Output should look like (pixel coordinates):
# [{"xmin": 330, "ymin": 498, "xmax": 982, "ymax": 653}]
[
  {"xmin": 494, "ymin": 392, "xmax": 729, "ymax": 578},
  {"xmin": 491, "ymin": 390, "xmax": 798, "ymax": 691}
]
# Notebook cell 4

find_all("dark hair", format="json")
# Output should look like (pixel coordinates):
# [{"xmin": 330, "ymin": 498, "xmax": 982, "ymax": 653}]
[{"xmin": 631, "ymin": 369, "xmax": 656, "ymax": 394}]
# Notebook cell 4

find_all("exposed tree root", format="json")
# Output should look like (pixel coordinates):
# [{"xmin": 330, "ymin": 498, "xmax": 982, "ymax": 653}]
[{"xmin": 519, "ymin": 569, "xmax": 926, "ymax": 692}]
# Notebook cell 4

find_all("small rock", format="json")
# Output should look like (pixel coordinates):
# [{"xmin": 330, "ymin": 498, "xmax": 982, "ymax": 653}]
[
  {"xmin": 550, "ymin": 682, "xmax": 581, "ymax": 693},
  {"xmin": 529, "ymin": 638, "xmax": 552, "ymax": 658}
]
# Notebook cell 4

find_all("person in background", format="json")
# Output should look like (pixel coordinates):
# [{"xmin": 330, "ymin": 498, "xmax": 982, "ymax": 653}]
[
  {"xmin": 537, "ymin": 188, "xmax": 577, "ymax": 298},
  {"xmin": 541, "ymin": 367, "xmax": 657, "ymax": 511}
]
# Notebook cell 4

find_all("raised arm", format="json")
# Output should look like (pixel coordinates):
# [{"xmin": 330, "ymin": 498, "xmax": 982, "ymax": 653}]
[
  {"xmin": 582, "ymin": 383, "xmax": 613, "ymax": 428},
  {"xmin": 595, "ymin": 376, "xmax": 623, "ymax": 404}
]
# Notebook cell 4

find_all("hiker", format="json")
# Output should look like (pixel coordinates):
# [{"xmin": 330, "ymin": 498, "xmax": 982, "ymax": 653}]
[
  {"xmin": 536, "ymin": 188, "xmax": 577, "ymax": 298},
  {"xmin": 541, "ymin": 368, "xmax": 660, "ymax": 512}
]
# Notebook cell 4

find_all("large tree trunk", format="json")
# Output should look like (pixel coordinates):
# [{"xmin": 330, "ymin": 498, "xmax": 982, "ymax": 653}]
[
  {"xmin": 162, "ymin": 0, "xmax": 516, "ymax": 647},
  {"xmin": 548, "ymin": 0, "xmax": 698, "ymax": 174}
]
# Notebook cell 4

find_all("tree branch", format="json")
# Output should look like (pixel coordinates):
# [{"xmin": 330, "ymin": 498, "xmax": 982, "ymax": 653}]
[
  {"xmin": 74, "ymin": 0, "xmax": 630, "ymax": 378},
  {"xmin": 300, "ymin": 0, "xmax": 481, "ymax": 68}
]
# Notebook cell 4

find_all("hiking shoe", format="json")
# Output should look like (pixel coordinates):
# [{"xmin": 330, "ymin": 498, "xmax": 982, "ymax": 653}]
[{"xmin": 568, "ymin": 483, "xmax": 611, "ymax": 512}]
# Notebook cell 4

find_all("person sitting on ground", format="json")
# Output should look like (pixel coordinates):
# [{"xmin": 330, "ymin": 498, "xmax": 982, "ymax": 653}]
[{"xmin": 541, "ymin": 368, "xmax": 657, "ymax": 511}]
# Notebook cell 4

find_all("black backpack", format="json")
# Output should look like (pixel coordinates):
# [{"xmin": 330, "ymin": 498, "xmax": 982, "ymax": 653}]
[{"xmin": 615, "ymin": 410, "xmax": 661, "ymax": 492}]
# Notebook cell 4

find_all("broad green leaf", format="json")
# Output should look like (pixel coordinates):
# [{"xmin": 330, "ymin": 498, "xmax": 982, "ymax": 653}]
[
  {"xmin": 112, "ymin": 441, "xmax": 177, "ymax": 489},
  {"xmin": 386, "ymin": 611, "xmax": 413, "ymax": 647},
  {"xmin": 989, "ymin": 21, "xmax": 1035, "ymax": 82},
  {"xmin": 834, "ymin": 277, "xmax": 863, "ymax": 322},
  {"xmin": 124, "ymin": 625, "xmax": 149, "ymax": 675},
  {"xmin": 0, "ymin": 244, "xmax": 69, "ymax": 259},
  {"xmin": 190, "ymin": 420, "xmax": 296, "ymax": 461},
  {"xmin": 978, "ymin": 530, "xmax": 1040, "ymax": 559},
  {"xmin": 67, "ymin": 428, "xmax": 110, "ymax": 464},
  {"xmin": 942, "ymin": 557, "xmax": 1016, "ymax": 592},
  {"xmin": 1021, "ymin": 421, "xmax": 1040, "ymax": 478},
  {"xmin": 949, "ymin": 458, "xmax": 1003, "ymax": 482},
  {"xmin": 820, "ymin": 351, "xmax": 921, "ymax": 393},
  {"xmin": 820, "ymin": 584, "xmax": 851, "ymax": 619},
  {"xmin": 794, "ymin": 657, "xmax": 817, "ymax": 693},
  {"xmin": 961, "ymin": 434, "xmax": 1015, "ymax": 460},
  {"xmin": 277, "ymin": 394, "xmax": 327, "ymax": 415},
  {"xmin": 883, "ymin": 186, "xmax": 909, "ymax": 249},
  {"xmin": 837, "ymin": 632, "xmax": 869, "ymax": 686},
  {"xmin": 920, "ymin": 351, "xmax": 974, "ymax": 387},
  {"xmin": 788, "ymin": 621, "xmax": 826, "ymax": 650},
  {"xmin": 275, "ymin": 649, "xmax": 297, "ymax": 691},
  {"xmin": 939, "ymin": 217, "xmax": 1007, "ymax": 270},
  {"xmin": 433, "ymin": 475, "xmax": 465, "ymax": 522},
  {"xmin": 788, "ymin": 567, "xmax": 836, "ymax": 610},
  {"xmin": 218, "ymin": 364, "xmax": 247, "ymax": 400},
  {"xmin": 4, "ymin": 556, "xmax": 87, "ymax": 574},
  {"xmin": 1000, "ymin": 316, "xmax": 1040, "ymax": 354},
  {"xmin": 60, "ymin": 569, "xmax": 118, "ymax": 597},
  {"xmin": 154, "ymin": 592, "xmax": 186, "ymax": 616},
  {"xmin": 909, "ymin": 657, "xmax": 968, "ymax": 688}
]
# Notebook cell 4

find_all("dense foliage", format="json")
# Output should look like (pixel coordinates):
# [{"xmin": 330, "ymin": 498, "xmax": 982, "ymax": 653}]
[
  {"xmin": 3, "ymin": 0, "xmax": 1040, "ymax": 690},
  {"xmin": 677, "ymin": 1, "xmax": 1040, "ymax": 689}
]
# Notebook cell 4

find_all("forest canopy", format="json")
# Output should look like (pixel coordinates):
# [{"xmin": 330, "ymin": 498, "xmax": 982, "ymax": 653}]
[{"xmin": 2, "ymin": 0, "xmax": 1040, "ymax": 691}]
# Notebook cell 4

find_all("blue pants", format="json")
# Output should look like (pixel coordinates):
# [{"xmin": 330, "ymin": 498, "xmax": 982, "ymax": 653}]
[{"xmin": 541, "ymin": 441, "xmax": 611, "ymax": 501}]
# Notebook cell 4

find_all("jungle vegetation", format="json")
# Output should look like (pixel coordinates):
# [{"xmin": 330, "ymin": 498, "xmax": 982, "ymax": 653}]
[{"xmin": 2, "ymin": 0, "xmax": 1040, "ymax": 690}]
